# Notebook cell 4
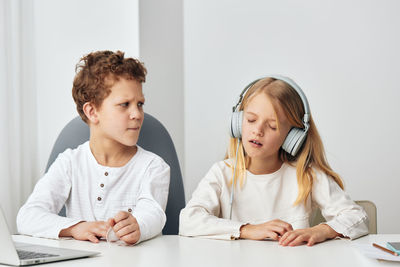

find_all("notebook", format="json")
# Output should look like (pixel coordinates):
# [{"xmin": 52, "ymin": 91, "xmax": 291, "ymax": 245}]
[{"xmin": 0, "ymin": 206, "xmax": 100, "ymax": 266}]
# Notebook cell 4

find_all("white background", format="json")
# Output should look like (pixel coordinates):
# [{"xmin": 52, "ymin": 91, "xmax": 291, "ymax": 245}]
[{"xmin": 12, "ymin": 0, "xmax": 400, "ymax": 234}]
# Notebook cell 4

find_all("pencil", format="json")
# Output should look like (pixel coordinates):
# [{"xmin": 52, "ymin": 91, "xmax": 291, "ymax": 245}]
[{"xmin": 372, "ymin": 243, "xmax": 399, "ymax": 256}]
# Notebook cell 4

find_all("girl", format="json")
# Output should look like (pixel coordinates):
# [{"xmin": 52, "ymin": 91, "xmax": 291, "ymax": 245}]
[{"xmin": 179, "ymin": 75, "xmax": 368, "ymax": 246}]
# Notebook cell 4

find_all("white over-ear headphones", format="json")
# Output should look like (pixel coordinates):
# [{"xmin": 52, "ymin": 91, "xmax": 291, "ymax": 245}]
[{"xmin": 230, "ymin": 75, "xmax": 310, "ymax": 157}]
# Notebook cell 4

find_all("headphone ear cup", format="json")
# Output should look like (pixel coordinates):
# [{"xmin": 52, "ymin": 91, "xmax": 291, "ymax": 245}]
[
  {"xmin": 282, "ymin": 128, "xmax": 307, "ymax": 156},
  {"xmin": 282, "ymin": 128, "xmax": 297, "ymax": 154},
  {"xmin": 230, "ymin": 111, "xmax": 243, "ymax": 139}
]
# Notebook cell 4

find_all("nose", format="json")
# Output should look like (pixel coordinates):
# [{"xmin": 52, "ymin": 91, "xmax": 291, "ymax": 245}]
[
  {"xmin": 252, "ymin": 122, "xmax": 264, "ymax": 137},
  {"xmin": 129, "ymin": 106, "xmax": 143, "ymax": 120}
]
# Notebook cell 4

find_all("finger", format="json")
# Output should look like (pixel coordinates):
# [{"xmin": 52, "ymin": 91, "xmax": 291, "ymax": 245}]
[
  {"xmin": 307, "ymin": 237, "xmax": 316, "ymax": 246},
  {"xmin": 113, "ymin": 218, "xmax": 130, "ymax": 232},
  {"xmin": 114, "ymin": 211, "xmax": 130, "ymax": 223},
  {"xmin": 280, "ymin": 232, "xmax": 298, "ymax": 246},
  {"xmin": 87, "ymin": 234, "xmax": 99, "ymax": 243},
  {"xmin": 288, "ymin": 235, "xmax": 308, "ymax": 247},
  {"xmin": 108, "ymin": 218, "xmax": 116, "ymax": 227},
  {"xmin": 279, "ymin": 231, "xmax": 290, "ymax": 244},
  {"xmin": 268, "ymin": 225, "xmax": 290, "ymax": 237},
  {"xmin": 114, "ymin": 216, "xmax": 138, "ymax": 233},
  {"xmin": 116, "ymin": 224, "xmax": 137, "ymax": 238},
  {"xmin": 120, "ymin": 231, "xmax": 140, "ymax": 245},
  {"xmin": 265, "ymin": 231, "xmax": 279, "ymax": 241},
  {"xmin": 271, "ymin": 220, "xmax": 293, "ymax": 232}
]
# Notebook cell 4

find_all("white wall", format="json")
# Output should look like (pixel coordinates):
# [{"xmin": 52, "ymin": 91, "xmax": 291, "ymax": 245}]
[
  {"xmin": 33, "ymin": 0, "xmax": 140, "ymax": 175},
  {"xmin": 138, "ymin": 0, "xmax": 184, "ymax": 171},
  {"xmin": 183, "ymin": 0, "xmax": 400, "ymax": 233}
]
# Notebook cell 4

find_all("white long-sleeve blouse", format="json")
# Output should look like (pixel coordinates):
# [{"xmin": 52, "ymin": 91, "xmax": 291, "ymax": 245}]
[{"xmin": 179, "ymin": 160, "xmax": 368, "ymax": 240}]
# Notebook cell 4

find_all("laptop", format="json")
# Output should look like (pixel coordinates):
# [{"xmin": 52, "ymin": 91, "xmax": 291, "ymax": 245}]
[{"xmin": 0, "ymin": 207, "xmax": 100, "ymax": 266}]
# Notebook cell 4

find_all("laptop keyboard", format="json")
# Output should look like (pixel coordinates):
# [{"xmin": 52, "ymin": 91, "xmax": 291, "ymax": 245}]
[{"xmin": 17, "ymin": 249, "xmax": 59, "ymax": 259}]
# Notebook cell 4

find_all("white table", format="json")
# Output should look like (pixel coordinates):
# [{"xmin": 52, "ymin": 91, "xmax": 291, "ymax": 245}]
[{"xmin": 4, "ymin": 234, "xmax": 400, "ymax": 267}]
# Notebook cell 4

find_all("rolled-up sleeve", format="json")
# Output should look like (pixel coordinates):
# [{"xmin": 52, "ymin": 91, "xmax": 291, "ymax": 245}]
[{"xmin": 312, "ymin": 171, "xmax": 369, "ymax": 240}]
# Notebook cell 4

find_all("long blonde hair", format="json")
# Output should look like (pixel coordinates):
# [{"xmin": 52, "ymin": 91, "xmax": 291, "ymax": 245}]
[{"xmin": 226, "ymin": 77, "xmax": 343, "ymax": 205}]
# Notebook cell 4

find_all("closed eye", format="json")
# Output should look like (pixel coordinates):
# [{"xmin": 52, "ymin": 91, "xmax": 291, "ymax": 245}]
[{"xmin": 268, "ymin": 124, "xmax": 277, "ymax": 130}]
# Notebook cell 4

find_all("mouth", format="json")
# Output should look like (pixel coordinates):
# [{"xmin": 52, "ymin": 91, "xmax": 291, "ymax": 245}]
[
  {"xmin": 249, "ymin": 139, "xmax": 263, "ymax": 147},
  {"xmin": 127, "ymin": 127, "xmax": 140, "ymax": 131}
]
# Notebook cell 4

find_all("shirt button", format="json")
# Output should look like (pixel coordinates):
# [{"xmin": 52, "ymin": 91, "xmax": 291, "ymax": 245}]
[
  {"xmin": 100, "ymin": 183, "xmax": 104, "ymax": 188},
  {"xmin": 97, "ymin": 197, "xmax": 102, "ymax": 201},
  {"xmin": 128, "ymin": 208, "xmax": 132, "ymax": 212},
  {"xmin": 104, "ymin": 172, "xmax": 108, "ymax": 176}
]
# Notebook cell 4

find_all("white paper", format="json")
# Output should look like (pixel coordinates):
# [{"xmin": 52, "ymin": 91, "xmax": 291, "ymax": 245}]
[{"xmin": 353, "ymin": 243, "xmax": 400, "ymax": 262}]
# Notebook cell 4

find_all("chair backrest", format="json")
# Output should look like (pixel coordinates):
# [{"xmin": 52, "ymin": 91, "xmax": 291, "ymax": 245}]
[
  {"xmin": 46, "ymin": 113, "xmax": 185, "ymax": 235},
  {"xmin": 310, "ymin": 200, "xmax": 377, "ymax": 234}
]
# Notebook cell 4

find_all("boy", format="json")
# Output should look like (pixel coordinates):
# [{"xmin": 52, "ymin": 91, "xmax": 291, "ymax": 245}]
[{"xmin": 17, "ymin": 50, "xmax": 170, "ymax": 245}]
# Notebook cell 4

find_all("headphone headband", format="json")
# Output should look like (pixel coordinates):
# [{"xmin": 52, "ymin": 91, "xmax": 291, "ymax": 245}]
[
  {"xmin": 232, "ymin": 78, "xmax": 262, "ymax": 112},
  {"xmin": 232, "ymin": 75, "xmax": 310, "ymax": 129}
]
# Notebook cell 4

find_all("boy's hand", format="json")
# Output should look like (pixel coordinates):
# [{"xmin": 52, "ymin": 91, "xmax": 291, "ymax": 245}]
[
  {"xmin": 279, "ymin": 224, "xmax": 339, "ymax": 246},
  {"xmin": 239, "ymin": 219, "xmax": 293, "ymax": 240},
  {"xmin": 59, "ymin": 221, "xmax": 108, "ymax": 243},
  {"xmin": 109, "ymin": 211, "xmax": 140, "ymax": 245}
]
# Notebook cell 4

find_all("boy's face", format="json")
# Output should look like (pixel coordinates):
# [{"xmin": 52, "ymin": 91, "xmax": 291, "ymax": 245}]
[{"xmin": 93, "ymin": 78, "xmax": 144, "ymax": 147}]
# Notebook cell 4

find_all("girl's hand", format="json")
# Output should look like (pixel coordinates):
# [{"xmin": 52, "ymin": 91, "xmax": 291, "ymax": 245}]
[
  {"xmin": 279, "ymin": 224, "xmax": 339, "ymax": 246},
  {"xmin": 109, "ymin": 211, "xmax": 141, "ymax": 245},
  {"xmin": 59, "ymin": 221, "xmax": 109, "ymax": 243},
  {"xmin": 239, "ymin": 219, "xmax": 293, "ymax": 240}
]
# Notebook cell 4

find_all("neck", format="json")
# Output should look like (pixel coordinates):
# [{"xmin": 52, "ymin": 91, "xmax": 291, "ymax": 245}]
[
  {"xmin": 89, "ymin": 133, "xmax": 137, "ymax": 167},
  {"xmin": 248, "ymin": 154, "xmax": 283, "ymax": 175}
]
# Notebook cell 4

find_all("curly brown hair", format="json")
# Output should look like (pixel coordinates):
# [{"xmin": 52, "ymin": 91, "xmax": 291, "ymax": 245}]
[{"xmin": 72, "ymin": 50, "xmax": 147, "ymax": 123}]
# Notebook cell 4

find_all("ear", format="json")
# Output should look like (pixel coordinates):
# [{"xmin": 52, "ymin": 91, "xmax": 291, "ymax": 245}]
[{"xmin": 83, "ymin": 102, "xmax": 99, "ymax": 124}]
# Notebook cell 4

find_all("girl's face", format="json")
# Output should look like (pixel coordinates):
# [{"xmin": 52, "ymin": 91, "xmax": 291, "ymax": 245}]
[{"xmin": 241, "ymin": 92, "xmax": 291, "ymax": 162}]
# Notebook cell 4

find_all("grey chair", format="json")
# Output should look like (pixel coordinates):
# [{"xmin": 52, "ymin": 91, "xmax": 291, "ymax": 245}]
[
  {"xmin": 46, "ymin": 113, "xmax": 185, "ymax": 235},
  {"xmin": 310, "ymin": 200, "xmax": 377, "ymax": 234}
]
